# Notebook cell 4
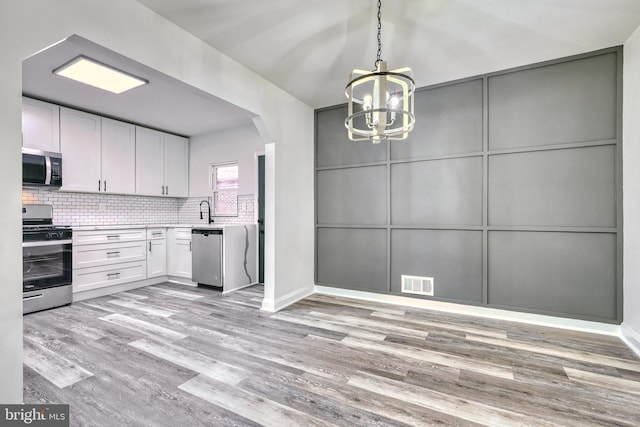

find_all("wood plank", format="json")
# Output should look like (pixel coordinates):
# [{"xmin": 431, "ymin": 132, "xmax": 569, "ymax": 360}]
[
  {"xmin": 179, "ymin": 374, "xmax": 333, "ymax": 427},
  {"xmin": 128, "ymin": 338, "xmax": 249, "ymax": 386},
  {"xmin": 23, "ymin": 337, "xmax": 93, "ymax": 388},
  {"xmin": 341, "ymin": 336, "xmax": 514, "ymax": 380},
  {"xmin": 348, "ymin": 370, "xmax": 555, "ymax": 427},
  {"xmin": 467, "ymin": 334, "xmax": 640, "ymax": 372},
  {"xmin": 564, "ymin": 366, "xmax": 640, "ymax": 395}
]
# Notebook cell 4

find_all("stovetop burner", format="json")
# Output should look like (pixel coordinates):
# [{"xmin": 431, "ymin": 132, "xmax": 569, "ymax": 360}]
[{"xmin": 22, "ymin": 205, "xmax": 71, "ymax": 239}]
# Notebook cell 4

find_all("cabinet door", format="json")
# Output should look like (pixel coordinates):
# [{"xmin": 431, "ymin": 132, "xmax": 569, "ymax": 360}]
[
  {"xmin": 135, "ymin": 127, "xmax": 165, "ymax": 196},
  {"xmin": 60, "ymin": 107, "xmax": 101, "ymax": 192},
  {"xmin": 101, "ymin": 118, "xmax": 135, "ymax": 194},
  {"xmin": 22, "ymin": 97, "xmax": 60, "ymax": 152},
  {"xmin": 164, "ymin": 133, "xmax": 189, "ymax": 197},
  {"xmin": 147, "ymin": 239, "xmax": 167, "ymax": 278},
  {"xmin": 175, "ymin": 239, "xmax": 193, "ymax": 278}
]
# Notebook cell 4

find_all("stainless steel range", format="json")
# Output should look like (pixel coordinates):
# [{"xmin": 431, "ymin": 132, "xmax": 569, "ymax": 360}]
[{"xmin": 22, "ymin": 205, "xmax": 72, "ymax": 314}]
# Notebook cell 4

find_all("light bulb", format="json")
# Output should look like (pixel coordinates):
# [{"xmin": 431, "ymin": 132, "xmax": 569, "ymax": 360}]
[{"xmin": 363, "ymin": 94, "xmax": 373, "ymax": 110}]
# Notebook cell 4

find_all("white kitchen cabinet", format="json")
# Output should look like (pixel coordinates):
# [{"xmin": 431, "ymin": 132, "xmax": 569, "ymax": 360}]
[
  {"xmin": 60, "ymin": 107, "xmax": 101, "ymax": 192},
  {"xmin": 73, "ymin": 228, "xmax": 147, "ymax": 293},
  {"xmin": 136, "ymin": 127, "xmax": 189, "ymax": 197},
  {"xmin": 73, "ymin": 240, "xmax": 146, "ymax": 270},
  {"xmin": 60, "ymin": 108, "xmax": 136, "ymax": 194},
  {"xmin": 73, "ymin": 262, "xmax": 147, "ymax": 292},
  {"xmin": 168, "ymin": 228, "xmax": 192, "ymax": 279},
  {"xmin": 164, "ymin": 133, "xmax": 189, "ymax": 197},
  {"xmin": 22, "ymin": 97, "xmax": 60, "ymax": 153},
  {"xmin": 147, "ymin": 228, "xmax": 167, "ymax": 278},
  {"xmin": 101, "ymin": 117, "xmax": 136, "ymax": 194}
]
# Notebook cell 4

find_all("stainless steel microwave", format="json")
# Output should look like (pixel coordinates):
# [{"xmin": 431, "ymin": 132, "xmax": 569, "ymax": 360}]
[{"xmin": 22, "ymin": 148, "xmax": 62, "ymax": 188}]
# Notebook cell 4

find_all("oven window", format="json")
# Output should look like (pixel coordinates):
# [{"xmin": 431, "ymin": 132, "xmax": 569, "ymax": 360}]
[{"xmin": 23, "ymin": 243, "xmax": 71, "ymax": 290}]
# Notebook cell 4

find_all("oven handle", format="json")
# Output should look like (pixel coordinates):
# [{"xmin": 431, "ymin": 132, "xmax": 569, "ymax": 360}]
[{"xmin": 22, "ymin": 239, "xmax": 73, "ymax": 248}]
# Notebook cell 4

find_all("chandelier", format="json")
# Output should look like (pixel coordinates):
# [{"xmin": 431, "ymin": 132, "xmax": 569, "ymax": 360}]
[{"xmin": 345, "ymin": 0, "xmax": 416, "ymax": 143}]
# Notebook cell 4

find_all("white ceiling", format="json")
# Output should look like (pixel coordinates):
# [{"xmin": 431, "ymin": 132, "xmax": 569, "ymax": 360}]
[
  {"xmin": 22, "ymin": 1, "xmax": 640, "ymax": 137},
  {"xmin": 22, "ymin": 35, "xmax": 254, "ymax": 137},
  {"xmin": 138, "ymin": 0, "xmax": 640, "ymax": 108}
]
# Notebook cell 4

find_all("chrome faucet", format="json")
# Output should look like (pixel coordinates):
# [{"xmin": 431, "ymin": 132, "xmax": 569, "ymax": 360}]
[{"xmin": 199, "ymin": 199, "xmax": 214, "ymax": 224}]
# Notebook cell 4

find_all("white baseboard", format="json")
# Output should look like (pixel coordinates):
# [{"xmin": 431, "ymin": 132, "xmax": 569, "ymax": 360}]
[
  {"xmin": 167, "ymin": 277, "xmax": 196, "ymax": 286},
  {"xmin": 223, "ymin": 282, "xmax": 259, "ymax": 294},
  {"xmin": 261, "ymin": 285, "xmax": 314, "ymax": 313},
  {"xmin": 621, "ymin": 323, "xmax": 640, "ymax": 358},
  {"xmin": 72, "ymin": 277, "xmax": 167, "ymax": 302},
  {"xmin": 314, "ymin": 286, "xmax": 621, "ymax": 336}
]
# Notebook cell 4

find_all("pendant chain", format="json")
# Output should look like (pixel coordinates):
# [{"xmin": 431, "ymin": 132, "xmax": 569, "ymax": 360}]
[{"xmin": 375, "ymin": 0, "xmax": 382, "ymax": 69}]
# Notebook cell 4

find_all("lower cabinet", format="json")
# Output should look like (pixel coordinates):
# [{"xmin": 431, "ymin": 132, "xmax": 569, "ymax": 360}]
[
  {"xmin": 73, "ymin": 226, "xmax": 190, "ymax": 295},
  {"xmin": 73, "ymin": 262, "xmax": 147, "ymax": 292},
  {"xmin": 73, "ymin": 228, "xmax": 147, "ymax": 293},
  {"xmin": 168, "ymin": 228, "xmax": 192, "ymax": 279},
  {"xmin": 147, "ymin": 228, "xmax": 167, "ymax": 278}
]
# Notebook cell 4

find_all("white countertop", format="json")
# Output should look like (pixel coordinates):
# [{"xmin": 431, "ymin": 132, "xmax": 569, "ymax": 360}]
[{"xmin": 73, "ymin": 223, "xmax": 255, "ymax": 231}]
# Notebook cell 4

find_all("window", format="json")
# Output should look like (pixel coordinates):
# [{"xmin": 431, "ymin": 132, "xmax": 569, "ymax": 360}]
[{"xmin": 210, "ymin": 162, "xmax": 239, "ymax": 216}]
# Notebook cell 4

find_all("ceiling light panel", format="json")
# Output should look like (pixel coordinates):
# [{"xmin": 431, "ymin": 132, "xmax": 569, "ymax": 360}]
[{"xmin": 53, "ymin": 56, "xmax": 148, "ymax": 94}]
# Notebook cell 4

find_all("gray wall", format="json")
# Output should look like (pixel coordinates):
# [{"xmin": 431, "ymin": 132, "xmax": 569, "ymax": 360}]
[{"xmin": 315, "ymin": 47, "xmax": 622, "ymax": 323}]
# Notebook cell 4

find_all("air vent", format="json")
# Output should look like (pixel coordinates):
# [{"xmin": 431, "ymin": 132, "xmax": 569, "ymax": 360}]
[{"xmin": 401, "ymin": 275, "xmax": 434, "ymax": 296}]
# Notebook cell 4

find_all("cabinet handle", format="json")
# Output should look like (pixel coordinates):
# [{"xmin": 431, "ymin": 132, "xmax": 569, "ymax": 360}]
[
  {"xmin": 98, "ymin": 180, "xmax": 101, "ymax": 192},
  {"xmin": 107, "ymin": 235, "xmax": 121, "ymax": 240},
  {"xmin": 149, "ymin": 241, "xmax": 152, "ymax": 252},
  {"xmin": 161, "ymin": 185, "xmax": 165, "ymax": 195},
  {"xmin": 189, "ymin": 241, "xmax": 192, "ymax": 252},
  {"xmin": 166, "ymin": 185, "xmax": 168, "ymax": 195},
  {"xmin": 106, "ymin": 251, "xmax": 120, "ymax": 257},
  {"xmin": 107, "ymin": 272, "xmax": 121, "ymax": 279},
  {"xmin": 104, "ymin": 180, "xmax": 107, "ymax": 192},
  {"xmin": 152, "ymin": 232, "xmax": 162, "ymax": 237}
]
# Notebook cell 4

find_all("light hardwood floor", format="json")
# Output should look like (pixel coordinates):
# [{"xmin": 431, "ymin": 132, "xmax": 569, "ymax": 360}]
[{"xmin": 23, "ymin": 283, "xmax": 640, "ymax": 426}]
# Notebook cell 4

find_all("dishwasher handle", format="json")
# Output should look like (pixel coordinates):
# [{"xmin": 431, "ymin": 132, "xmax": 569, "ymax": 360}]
[{"xmin": 192, "ymin": 229, "xmax": 223, "ymax": 236}]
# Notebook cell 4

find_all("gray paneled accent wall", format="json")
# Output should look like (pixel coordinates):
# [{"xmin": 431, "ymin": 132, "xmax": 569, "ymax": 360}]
[{"xmin": 315, "ymin": 47, "xmax": 622, "ymax": 323}]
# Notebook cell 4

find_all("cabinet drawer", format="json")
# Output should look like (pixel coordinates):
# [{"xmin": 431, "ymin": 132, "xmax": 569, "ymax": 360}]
[
  {"xmin": 72, "ymin": 261, "xmax": 146, "ymax": 293},
  {"xmin": 73, "ymin": 241, "xmax": 146, "ymax": 269},
  {"xmin": 74, "ymin": 229, "xmax": 146, "ymax": 245},
  {"xmin": 147, "ymin": 228, "xmax": 166, "ymax": 239},
  {"xmin": 174, "ymin": 228, "xmax": 192, "ymax": 240}
]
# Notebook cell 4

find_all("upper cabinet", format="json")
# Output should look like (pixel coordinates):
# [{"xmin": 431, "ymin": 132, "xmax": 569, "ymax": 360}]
[
  {"xmin": 101, "ymin": 118, "xmax": 136, "ymax": 194},
  {"xmin": 22, "ymin": 97, "xmax": 60, "ymax": 152},
  {"xmin": 60, "ymin": 107, "xmax": 136, "ymax": 194},
  {"xmin": 60, "ymin": 108, "xmax": 102, "ymax": 193},
  {"xmin": 164, "ymin": 133, "xmax": 189, "ymax": 197},
  {"xmin": 25, "ymin": 99, "xmax": 188, "ymax": 197},
  {"xmin": 136, "ymin": 127, "xmax": 188, "ymax": 197}
]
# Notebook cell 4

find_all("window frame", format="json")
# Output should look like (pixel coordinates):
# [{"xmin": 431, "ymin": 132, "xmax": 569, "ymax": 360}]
[{"xmin": 209, "ymin": 161, "xmax": 239, "ymax": 217}]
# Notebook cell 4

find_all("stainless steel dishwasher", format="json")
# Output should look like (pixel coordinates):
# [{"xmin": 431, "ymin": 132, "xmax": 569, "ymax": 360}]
[{"xmin": 191, "ymin": 229, "xmax": 223, "ymax": 287}]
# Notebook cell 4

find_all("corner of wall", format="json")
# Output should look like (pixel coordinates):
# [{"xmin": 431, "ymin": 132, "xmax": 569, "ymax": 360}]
[
  {"xmin": 621, "ymin": 323, "xmax": 640, "ymax": 358},
  {"xmin": 623, "ymin": 23, "xmax": 640, "ymax": 357}
]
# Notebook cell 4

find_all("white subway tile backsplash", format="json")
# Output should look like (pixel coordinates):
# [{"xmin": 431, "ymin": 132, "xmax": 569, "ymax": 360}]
[
  {"xmin": 22, "ymin": 188, "xmax": 256, "ymax": 226},
  {"xmin": 23, "ymin": 188, "xmax": 179, "ymax": 226},
  {"xmin": 178, "ymin": 194, "xmax": 255, "ymax": 225}
]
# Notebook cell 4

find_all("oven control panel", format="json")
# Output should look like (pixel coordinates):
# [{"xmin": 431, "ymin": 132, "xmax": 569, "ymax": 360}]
[{"xmin": 23, "ymin": 227, "xmax": 73, "ymax": 243}]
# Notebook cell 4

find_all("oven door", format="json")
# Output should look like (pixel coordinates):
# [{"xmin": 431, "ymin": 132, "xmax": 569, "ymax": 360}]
[{"xmin": 23, "ymin": 240, "xmax": 72, "ymax": 292}]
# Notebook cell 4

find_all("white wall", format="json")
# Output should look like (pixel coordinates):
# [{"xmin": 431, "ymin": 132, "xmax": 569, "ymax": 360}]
[
  {"xmin": 0, "ymin": 0, "xmax": 315, "ymax": 402},
  {"xmin": 623, "ymin": 25, "xmax": 640, "ymax": 355},
  {"xmin": 189, "ymin": 123, "xmax": 264, "ymax": 197}
]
